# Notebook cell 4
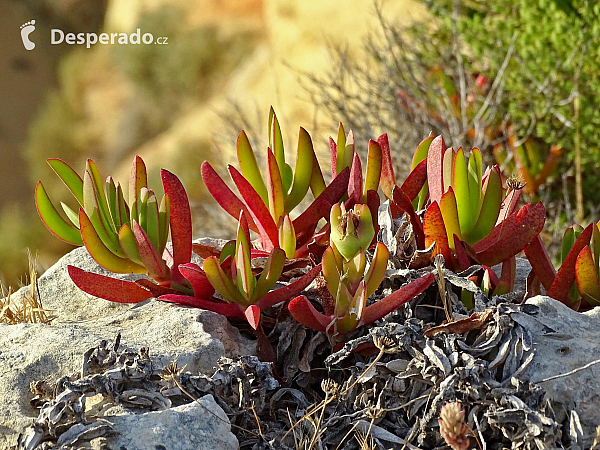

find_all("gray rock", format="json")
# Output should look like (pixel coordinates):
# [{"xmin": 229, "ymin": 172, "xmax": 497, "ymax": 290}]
[
  {"xmin": 522, "ymin": 296, "xmax": 600, "ymax": 443},
  {"xmin": 1, "ymin": 243, "xmax": 255, "ymax": 448},
  {"xmin": 88, "ymin": 395, "xmax": 238, "ymax": 450}
]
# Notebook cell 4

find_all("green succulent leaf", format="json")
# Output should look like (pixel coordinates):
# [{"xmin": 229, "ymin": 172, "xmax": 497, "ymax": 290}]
[
  {"xmin": 266, "ymin": 147, "xmax": 285, "ymax": 224},
  {"xmin": 60, "ymin": 202, "xmax": 80, "ymax": 228},
  {"xmin": 278, "ymin": 214, "xmax": 296, "ymax": 258},
  {"xmin": 118, "ymin": 223, "xmax": 143, "ymax": 265},
  {"xmin": 364, "ymin": 242, "xmax": 389, "ymax": 298},
  {"xmin": 322, "ymin": 245, "xmax": 342, "ymax": 299},
  {"xmin": 82, "ymin": 171, "xmax": 123, "ymax": 257},
  {"xmin": 79, "ymin": 209, "xmax": 145, "ymax": 274},
  {"xmin": 237, "ymin": 130, "xmax": 268, "ymax": 204},
  {"xmin": 253, "ymin": 247, "xmax": 286, "ymax": 301},
  {"xmin": 285, "ymin": 127, "xmax": 315, "ymax": 212},
  {"xmin": 439, "ymin": 188, "xmax": 461, "ymax": 250},
  {"xmin": 575, "ymin": 245, "xmax": 600, "ymax": 306},
  {"xmin": 145, "ymin": 192, "xmax": 161, "ymax": 251},
  {"xmin": 35, "ymin": 182, "xmax": 83, "ymax": 246},
  {"xmin": 235, "ymin": 211, "xmax": 255, "ymax": 301},
  {"xmin": 86, "ymin": 160, "xmax": 117, "ymax": 235},
  {"xmin": 47, "ymin": 158, "xmax": 84, "ymax": 206},
  {"xmin": 464, "ymin": 166, "xmax": 502, "ymax": 245},
  {"xmin": 268, "ymin": 107, "xmax": 285, "ymax": 172},
  {"xmin": 158, "ymin": 194, "xmax": 170, "ymax": 254},
  {"xmin": 203, "ymin": 256, "xmax": 248, "ymax": 305}
]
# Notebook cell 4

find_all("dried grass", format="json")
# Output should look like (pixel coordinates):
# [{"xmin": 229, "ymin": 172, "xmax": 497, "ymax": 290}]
[{"xmin": 0, "ymin": 251, "xmax": 54, "ymax": 325}]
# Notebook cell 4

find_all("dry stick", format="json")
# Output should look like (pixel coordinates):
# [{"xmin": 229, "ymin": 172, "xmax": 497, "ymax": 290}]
[{"xmin": 435, "ymin": 255, "xmax": 452, "ymax": 323}]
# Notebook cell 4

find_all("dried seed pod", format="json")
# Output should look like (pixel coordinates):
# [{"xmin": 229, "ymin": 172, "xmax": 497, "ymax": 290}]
[
  {"xmin": 373, "ymin": 335, "xmax": 400, "ymax": 354},
  {"xmin": 439, "ymin": 401, "xmax": 470, "ymax": 450},
  {"xmin": 321, "ymin": 378, "xmax": 340, "ymax": 397}
]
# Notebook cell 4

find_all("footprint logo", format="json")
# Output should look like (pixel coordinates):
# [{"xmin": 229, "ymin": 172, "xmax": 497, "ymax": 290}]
[{"xmin": 20, "ymin": 20, "xmax": 36, "ymax": 50}]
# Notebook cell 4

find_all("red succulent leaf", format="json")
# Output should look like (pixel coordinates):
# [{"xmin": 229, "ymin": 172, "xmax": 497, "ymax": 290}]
[
  {"xmin": 179, "ymin": 263, "xmax": 216, "ymax": 299},
  {"xmin": 134, "ymin": 279, "xmax": 181, "ymax": 297},
  {"xmin": 453, "ymin": 235, "xmax": 471, "ymax": 271},
  {"xmin": 524, "ymin": 236, "xmax": 556, "ymax": 291},
  {"xmin": 548, "ymin": 223, "xmax": 594, "ymax": 304},
  {"xmin": 423, "ymin": 202, "xmax": 453, "ymax": 265},
  {"xmin": 293, "ymin": 167, "xmax": 350, "ymax": 243},
  {"xmin": 426, "ymin": 135, "xmax": 446, "ymax": 204},
  {"xmin": 378, "ymin": 133, "xmax": 396, "ymax": 199},
  {"xmin": 495, "ymin": 257, "xmax": 516, "ymax": 295},
  {"xmin": 347, "ymin": 153, "xmax": 363, "ymax": 207},
  {"xmin": 200, "ymin": 162, "xmax": 259, "ymax": 233},
  {"xmin": 228, "ymin": 165, "xmax": 279, "ymax": 249},
  {"xmin": 67, "ymin": 265, "xmax": 152, "ymax": 303},
  {"xmin": 257, "ymin": 263, "xmax": 322, "ymax": 310},
  {"xmin": 132, "ymin": 221, "xmax": 168, "ymax": 281},
  {"xmin": 392, "ymin": 186, "xmax": 425, "ymax": 248},
  {"xmin": 244, "ymin": 305, "xmax": 261, "ymax": 330},
  {"xmin": 400, "ymin": 158, "xmax": 428, "ymax": 202},
  {"xmin": 363, "ymin": 273, "xmax": 434, "ymax": 325},
  {"xmin": 366, "ymin": 189, "xmax": 380, "ymax": 240},
  {"xmin": 472, "ymin": 202, "xmax": 546, "ymax": 266},
  {"xmin": 161, "ymin": 169, "xmax": 192, "ymax": 271},
  {"xmin": 288, "ymin": 295, "xmax": 330, "ymax": 332},
  {"xmin": 329, "ymin": 137, "xmax": 338, "ymax": 178},
  {"xmin": 496, "ymin": 188, "xmax": 521, "ymax": 225},
  {"xmin": 159, "ymin": 294, "xmax": 244, "ymax": 318}
]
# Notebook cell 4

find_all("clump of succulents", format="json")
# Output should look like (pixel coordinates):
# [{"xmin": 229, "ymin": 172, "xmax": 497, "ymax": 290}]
[{"xmin": 35, "ymin": 107, "xmax": 596, "ymax": 359}]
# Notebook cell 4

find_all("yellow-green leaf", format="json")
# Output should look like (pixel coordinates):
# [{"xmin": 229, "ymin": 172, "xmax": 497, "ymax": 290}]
[{"xmin": 35, "ymin": 182, "xmax": 83, "ymax": 246}]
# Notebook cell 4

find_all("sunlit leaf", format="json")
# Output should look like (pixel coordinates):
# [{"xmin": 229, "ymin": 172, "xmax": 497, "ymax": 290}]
[
  {"xmin": 79, "ymin": 209, "xmax": 146, "ymax": 274},
  {"xmin": 288, "ymin": 295, "xmax": 330, "ymax": 332},
  {"xmin": 575, "ymin": 246, "xmax": 600, "ymax": 306},
  {"xmin": 363, "ymin": 274, "xmax": 434, "ymax": 325},
  {"xmin": 118, "ymin": 223, "xmax": 142, "ymax": 265},
  {"xmin": 426, "ymin": 135, "xmax": 446, "ymax": 204},
  {"xmin": 363, "ymin": 140, "xmax": 382, "ymax": 202},
  {"xmin": 237, "ymin": 130, "xmax": 268, "ymax": 204},
  {"xmin": 378, "ymin": 134, "xmax": 396, "ymax": 199},
  {"xmin": 285, "ymin": 127, "xmax": 315, "ymax": 212},
  {"xmin": 161, "ymin": 169, "xmax": 192, "ymax": 273},
  {"xmin": 439, "ymin": 188, "xmax": 461, "ymax": 249},
  {"xmin": 35, "ymin": 182, "xmax": 83, "ymax": 246},
  {"xmin": 47, "ymin": 158, "xmax": 84, "ymax": 206},
  {"xmin": 203, "ymin": 256, "xmax": 247, "ymax": 305},
  {"xmin": 364, "ymin": 242, "xmax": 389, "ymax": 297},
  {"xmin": 253, "ymin": 248, "xmax": 286, "ymax": 300},
  {"xmin": 548, "ymin": 223, "xmax": 594, "ymax": 305},
  {"xmin": 67, "ymin": 265, "xmax": 152, "ymax": 303},
  {"xmin": 200, "ymin": 161, "xmax": 258, "ymax": 233}
]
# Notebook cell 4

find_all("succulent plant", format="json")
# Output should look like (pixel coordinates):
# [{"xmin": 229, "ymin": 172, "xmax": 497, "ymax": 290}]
[
  {"xmin": 289, "ymin": 203, "xmax": 434, "ymax": 342},
  {"xmin": 390, "ymin": 135, "xmax": 546, "ymax": 275},
  {"xmin": 526, "ymin": 221, "xmax": 600, "ymax": 309},
  {"xmin": 36, "ymin": 156, "xmax": 193, "ymax": 302},
  {"xmin": 160, "ymin": 211, "xmax": 321, "ymax": 329},
  {"xmin": 202, "ymin": 108, "xmax": 350, "ymax": 258}
]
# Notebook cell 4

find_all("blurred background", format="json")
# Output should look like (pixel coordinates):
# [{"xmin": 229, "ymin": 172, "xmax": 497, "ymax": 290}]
[{"xmin": 1, "ymin": 0, "xmax": 598, "ymax": 288}]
